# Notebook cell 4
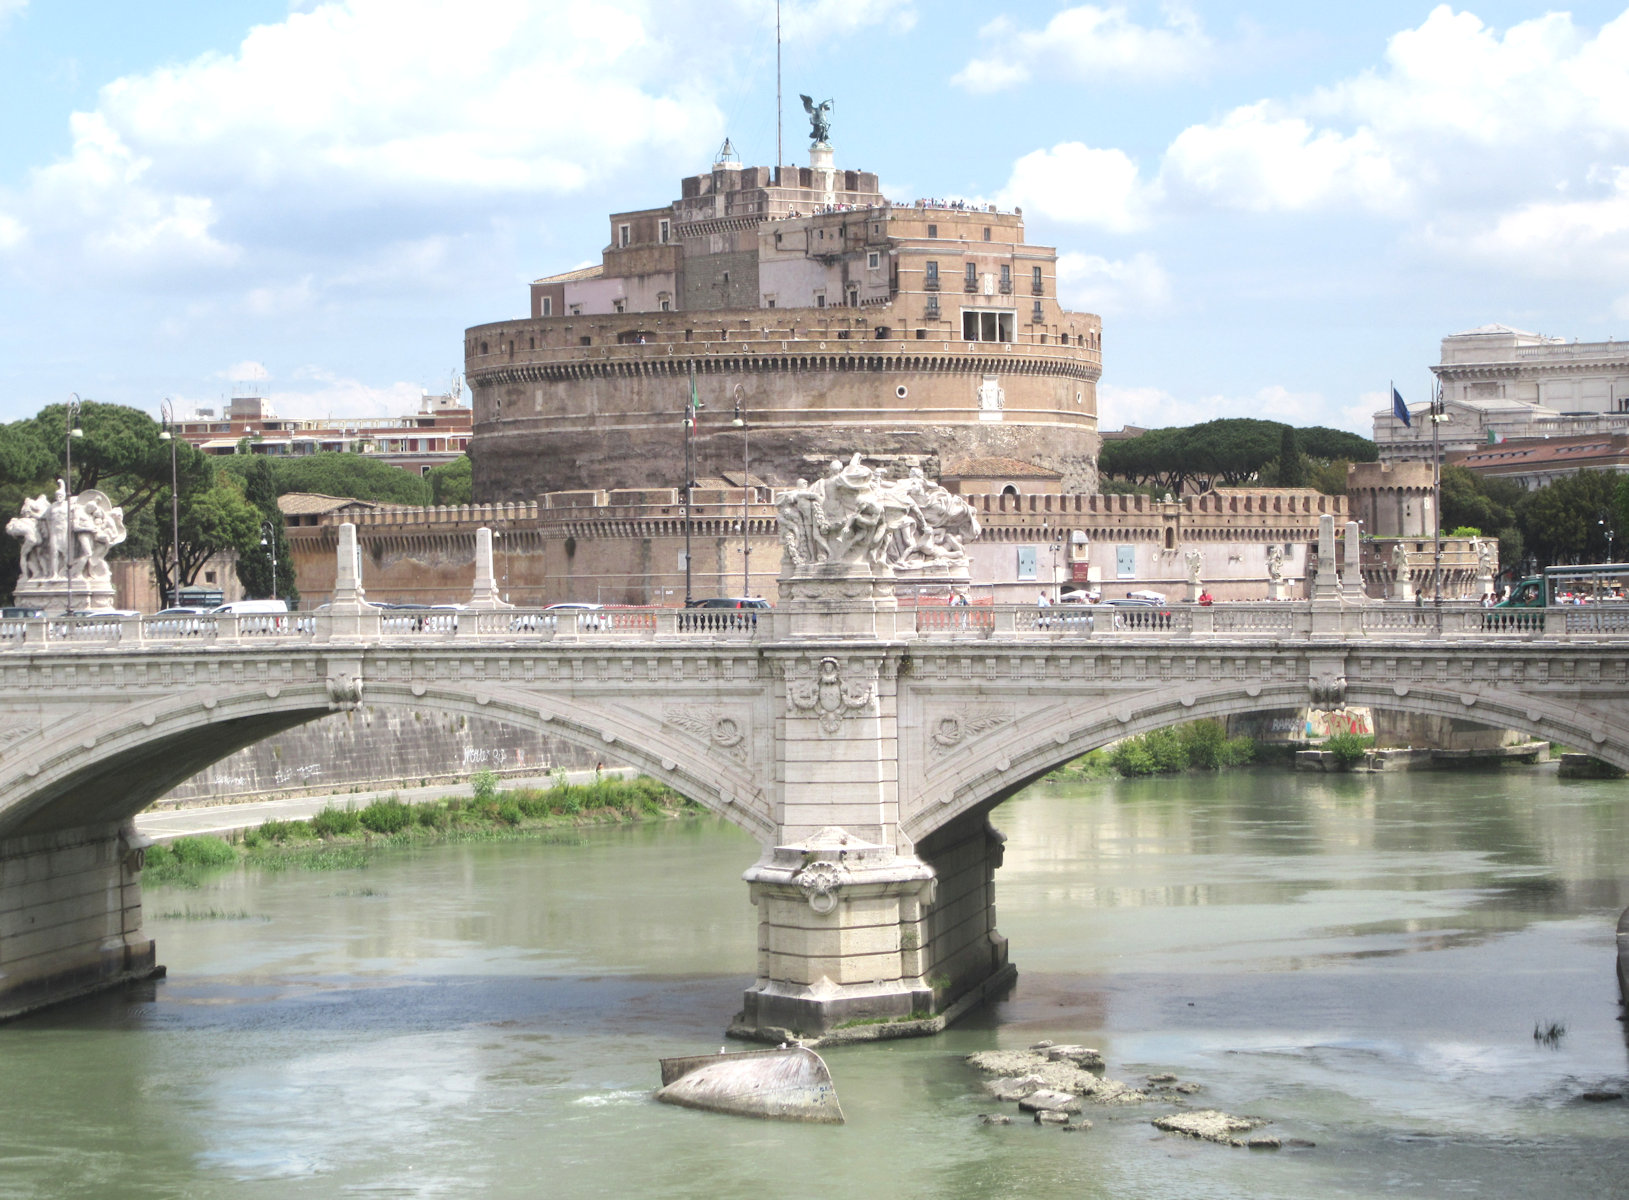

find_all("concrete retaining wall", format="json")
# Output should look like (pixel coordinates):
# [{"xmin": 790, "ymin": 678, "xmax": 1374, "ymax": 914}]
[{"xmin": 155, "ymin": 707, "xmax": 601, "ymax": 807}]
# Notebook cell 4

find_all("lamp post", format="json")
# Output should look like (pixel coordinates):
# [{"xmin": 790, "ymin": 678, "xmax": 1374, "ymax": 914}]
[
  {"xmin": 683, "ymin": 364, "xmax": 703, "ymax": 606},
  {"xmin": 732, "ymin": 388, "xmax": 750, "ymax": 597},
  {"xmin": 63, "ymin": 394, "xmax": 85, "ymax": 614},
  {"xmin": 260, "ymin": 520, "xmax": 278, "ymax": 601},
  {"xmin": 159, "ymin": 398, "xmax": 180, "ymax": 607},
  {"xmin": 1430, "ymin": 385, "xmax": 1445, "ymax": 607},
  {"xmin": 1601, "ymin": 517, "xmax": 1616, "ymax": 564}
]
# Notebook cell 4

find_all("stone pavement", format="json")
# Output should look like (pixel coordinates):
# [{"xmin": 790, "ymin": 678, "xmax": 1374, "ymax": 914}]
[{"xmin": 133, "ymin": 767, "xmax": 634, "ymax": 843}]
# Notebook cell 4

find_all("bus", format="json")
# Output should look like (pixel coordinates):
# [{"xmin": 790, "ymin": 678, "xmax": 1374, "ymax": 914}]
[{"xmin": 1496, "ymin": 563, "xmax": 1629, "ymax": 609}]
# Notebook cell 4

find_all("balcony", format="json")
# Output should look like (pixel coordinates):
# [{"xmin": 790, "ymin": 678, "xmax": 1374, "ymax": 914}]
[
  {"xmin": 963, "ymin": 278, "xmax": 978, "ymax": 292},
  {"xmin": 923, "ymin": 278, "xmax": 939, "ymax": 291},
  {"xmin": 998, "ymin": 280, "xmax": 1013, "ymax": 294},
  {"xmin": 1032, "ymin": 283, "xmax": 1045, "ymax": 296}
]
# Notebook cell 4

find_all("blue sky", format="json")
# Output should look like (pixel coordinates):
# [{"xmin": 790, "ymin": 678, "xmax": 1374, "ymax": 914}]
[{"xmin": 2, "ymin": 1, "xmax": 1628, "ymax": 437}]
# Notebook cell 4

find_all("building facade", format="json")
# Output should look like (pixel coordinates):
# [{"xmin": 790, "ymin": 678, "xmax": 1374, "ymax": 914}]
[
  {"xmin": 1376, "ymin": 325, "xmax": 1629, "ymax": 464},
  {"xmin": 174, "ymin": 393, "xmax": 472, "ymax": 476},
  {"xmin": 465, "ymin": 144, "xmax": 1103, "ymax": 501}
]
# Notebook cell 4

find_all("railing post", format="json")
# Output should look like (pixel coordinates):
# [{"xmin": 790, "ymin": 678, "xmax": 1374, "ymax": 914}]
[
  {"xmin": 654, "ymin": 608, "xmax": 678, "ymax": 636},
  {"xmin": 119, "ymin": 614, "xmax": 143, "ymax": 647},
  {"xmin": 992, "ymin": 606, "xmax": 1017, "ymax": 635}
]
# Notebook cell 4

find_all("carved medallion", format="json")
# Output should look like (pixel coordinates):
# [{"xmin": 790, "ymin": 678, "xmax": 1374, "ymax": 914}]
[
  {"xmin": 662, "ymin": 706, "xmax": 749, "ymax": 763},
  {"xmin": 795, "ymin": 860, "xmax": 848, "ymax": 914},
  {"xmin": 928, "ymin": 705, "xmax": 1014, "ymax": 760},
  {"xmin": 786, "ymin": 656, "xmax": 876, "ymax": 735}
]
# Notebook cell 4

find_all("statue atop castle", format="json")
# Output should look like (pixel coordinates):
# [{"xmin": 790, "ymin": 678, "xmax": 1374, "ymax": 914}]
[{"xmin": 800, "ymin": 95, "xmax": 832, "ymax": 146}]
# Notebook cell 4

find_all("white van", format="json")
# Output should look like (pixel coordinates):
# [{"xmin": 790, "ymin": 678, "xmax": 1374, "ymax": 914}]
[{"xmin": 210, "ymin": 599, "xmax": 289, "ymax": 615}]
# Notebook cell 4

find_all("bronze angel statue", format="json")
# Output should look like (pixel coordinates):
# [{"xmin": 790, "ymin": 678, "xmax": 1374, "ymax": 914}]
[{"xmin": 800, "ymin": 94, "xmax": 832, "ymax": 145}]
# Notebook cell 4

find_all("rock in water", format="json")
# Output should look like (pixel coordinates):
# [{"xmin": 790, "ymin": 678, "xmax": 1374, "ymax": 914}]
[
  {"xmin": 1152, "ymin": 1110, "xmax": 1265, "ymax": 1146},
  {"xmin": 656, "ymin": 1046, "xmax": 843, "ymax": 1124}
]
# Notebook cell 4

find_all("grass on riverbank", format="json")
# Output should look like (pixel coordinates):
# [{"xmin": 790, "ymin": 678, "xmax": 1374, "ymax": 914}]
[
  {"xmin": 144, "ymin": 775, "xmax": 699, "ymax": 888},
  {"xmin": 1046, "ymin": 720, "xmax": 1258, "ymax": 780}
]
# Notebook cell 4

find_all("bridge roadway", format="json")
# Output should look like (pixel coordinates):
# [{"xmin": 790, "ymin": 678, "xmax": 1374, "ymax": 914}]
[{"xmin": 3, "ymin": 524, "xmax": 1629, "ymax": 1039}]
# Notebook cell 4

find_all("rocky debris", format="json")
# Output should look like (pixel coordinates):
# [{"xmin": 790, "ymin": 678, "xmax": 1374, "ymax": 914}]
[
  {"xmin": 1247, "ymin": 1136, "xmax": 1282, "ymax": 1150},
  {"xmin": 1153, "ymin": 1110, "xmax": 1268, "ymax": 1147},
  {"xmin": 1017, "ymin": 1089, "xmax": 1083, "ymax": 1115},
  {"xmin": 1046, "ymin": 1044, "xmax": 1105, "ymax": 1070},
  {"xmin": 1581, "ymin": 1091, "xmax": 1623, "ymax": 1103},
  {"xmin": 1028, "ymin": 1040, "xmax": 1055, "ymax": 1050},
  {"xmin": 978, "ymin": 1113, "xmax": 1013, "ymax": 1126},
  {"xmin": 967, "ymin": 1049, "xmax": 1148, "ymax": 1106},
  {"xmin": 1147, "ymin": 1072, "xmax": 1177, "ymax": 1084},
  {"xmin": 1034, "ymin": 1109, "xmax": 1072, "ymax": 1125},
  {"xmin": 1145, "ymin": 1073, "xmax": 1202, "ymax": 1096}
]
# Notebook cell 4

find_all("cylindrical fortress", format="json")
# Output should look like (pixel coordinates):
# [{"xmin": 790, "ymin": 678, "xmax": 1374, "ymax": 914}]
[
  {"xmin": 466, "ymin": 147, "xmax": 1103, "ymax": 501},
  {"xmin": 466, "ymin": 308, "xmax": 1102, "ymax": 499}
]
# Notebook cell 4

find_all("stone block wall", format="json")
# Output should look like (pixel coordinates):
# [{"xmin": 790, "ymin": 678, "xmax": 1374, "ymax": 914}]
[
  {"xmin": 916, "ymin": 811, "xmax": 1009, "ymax": 1010},
  {"xmin": 0, "ymin": 824, "xmax": 154, "ymax": 1019}
]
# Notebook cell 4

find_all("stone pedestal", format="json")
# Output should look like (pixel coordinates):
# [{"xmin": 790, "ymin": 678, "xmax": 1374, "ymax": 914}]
[
  {"xmin": 13, "ymin": 579, "xmax": 117, "ymax": 614},
  {"xmin": 778, "ymin": 562, "xmax": 905, "ymax": 639},
  {"xmin": 468, "ymin": 527, "xmax": 512, "ymax": 610},
  {"xmin": 0, "ymin": 823, "xmax": 159, "ymax": 1020},
  {"xmin": 1267, "ymin": 579, "xmax": 1288, "ymax": 601}
]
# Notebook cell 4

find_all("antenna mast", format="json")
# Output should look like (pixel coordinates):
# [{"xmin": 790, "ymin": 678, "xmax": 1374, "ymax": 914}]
[{"xmin": 775, "ymin": 0, "xmax": 782, "ymax": 172}]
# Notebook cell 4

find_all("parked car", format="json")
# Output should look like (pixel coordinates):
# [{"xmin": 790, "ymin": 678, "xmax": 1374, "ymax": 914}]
[
  {"xmin": 146, "ymin": 606, "xmax": 213, "ymax": 637},
  {"xmin": 682, "ymin": 597, "xmax": 770, "ymax": 630},
  {"xmin": 1, "ymin": 606, "xmax": 45, "ymax": 619},
  {"xmin": 512, "ymin": 602, "xmax": 607, "ymax": 632}
]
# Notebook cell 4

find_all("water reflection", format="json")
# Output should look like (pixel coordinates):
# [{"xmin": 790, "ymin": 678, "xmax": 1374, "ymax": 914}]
[{"xmin": 1, "ymin": 768, "xmax": 1626, "ymax": 1199}]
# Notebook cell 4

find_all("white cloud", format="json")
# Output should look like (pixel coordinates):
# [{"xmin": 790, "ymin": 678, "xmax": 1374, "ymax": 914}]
[
  {"xmin": 218, "ymin": 360, "xmax": 271, "ymax": 382},
  {"xmin": 0, "ymin": 212, "xmax": 23, "ymax": 250},
  {"xmin": 954, "ymin": 4, "xmax": 1211, "ymax": 92},
  {"xmin": 0, "ymin": 0, "xmax": 726, "ymax": 282},
  {"xmin": 998, "ymin": 142, "xmax": 1152, "ymax": 232},
  {"xmin": 1421, "ymin": 166, "xmax": 1629, "ymax": 278},
  {"xmin": 1057, "ymin": 251, "xmax": 1169, "ymax": 315},
  {"xmin": 0, "ymin": 0, "xmax": 26, "ymax": 33},
  {"xmin": 1159, "ymin": 102, "xmax": 1406, "ymax": 215},
  {"xmin": 274, "ymin": 366, "xmax": 426, "ymax": 420},
  {"xmin": 775, "ymin": 0, "xmax": 915, "ymax": 40}
]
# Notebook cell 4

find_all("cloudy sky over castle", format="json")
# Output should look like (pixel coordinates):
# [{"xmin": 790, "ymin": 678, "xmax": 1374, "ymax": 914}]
[{"xmin": 1, "ymin": 0, "xmax": 1626, "ymax": 434}]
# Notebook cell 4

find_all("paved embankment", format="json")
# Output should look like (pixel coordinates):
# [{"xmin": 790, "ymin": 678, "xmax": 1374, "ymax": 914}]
[{"xmin": 134, "ymin": 768, "xmax": 634, "ymax": 843}]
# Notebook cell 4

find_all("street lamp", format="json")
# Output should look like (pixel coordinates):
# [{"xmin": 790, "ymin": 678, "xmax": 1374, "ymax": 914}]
[
  {"xmin": 732, "ymin": 388, "xmax": 750, "ymax": 597},
  {"xmin": 64, "ymin": 394, "xmax": 85, "ymax": 614},
  {"xmin": 159, "ymin": 398, "xmax": 180, "ymax": 607},
  {"xmin": 260, "ymin": 520, "xmax": 278, "ymax": 601},
  {"xmin": 1600, "ymin": 517, "xmax": 1616, "ymax": 564},
  {"xmin": 1430, "ymin": 387, "xmax": 1446, "ymax": 607},
  {"xmin": 683, "ymin": 364, "xmax": 703, "ymax": 606}
]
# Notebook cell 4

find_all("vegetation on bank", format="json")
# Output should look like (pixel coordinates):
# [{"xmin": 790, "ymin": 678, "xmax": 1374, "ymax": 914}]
[
  {"xmin": 1046, "ymin": 720, "xmax": 1257, "ymax": 780},
  {"xmin": 143, "ymin": 772, "xmax": 698, "ymax": 888}
]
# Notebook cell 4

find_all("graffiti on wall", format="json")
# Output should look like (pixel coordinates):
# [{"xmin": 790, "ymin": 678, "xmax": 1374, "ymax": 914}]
[{"xmin": 1305, "ymin": 707, "xmax": 1374, "ymax": 739}]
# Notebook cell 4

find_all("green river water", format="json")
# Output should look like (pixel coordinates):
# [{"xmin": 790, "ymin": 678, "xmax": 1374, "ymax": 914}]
[{"xmin": 2, "ymin": 765, "xmax": 1626, "ymax": 1199}]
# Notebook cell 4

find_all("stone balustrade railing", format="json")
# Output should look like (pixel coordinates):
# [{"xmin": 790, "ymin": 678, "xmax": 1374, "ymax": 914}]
[{"xmin": 3, "ymin": 601, "xmax": 1625, "ymax": 650}]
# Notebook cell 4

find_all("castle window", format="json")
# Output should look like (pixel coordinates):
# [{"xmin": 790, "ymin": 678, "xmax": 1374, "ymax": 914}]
[
  {"xmin": 618, "ymin": 223, "xmax": 630, "ymax": 247},
  {"xmin": 964, "ymin": 262, "xmax": 977, "ymax": 290},
  {"xmin": 541, "ymin": 296, "xmax": 552, "ymax": 316},
  {"xmin": 660, "ymin": 299, "xmax": 671, "ymax": 311},
  {"xmin": 962, "ymin": 308, "xmax": 1015, "ymax": 343},
  {"xmin": 816, "ymin": 293, "xmax": 826, "ymax": 308},
  {"xmin": 868, "ymin": 251, "xmax": 880, "ymax": 269},
  {"xmin": 1032, "ymin": 266, "xmax": 1043, "ymax": 294},
  {"xmin": 659, "ymin": 219, "xmax": 670, "ymax": 243},
  {"xmin": 983, "ymin": 227, "xmax": 991, "ymax": 241},
  {"xmin": 927, "ymin": 224, "xmax": 937, "ymax": 238},
  {"xmin": 999, "ymin": 264, "xmax": 1011, "ymax": 293},
  {"xmin": 1033, "ymin": 300, "xmax": 1043, "ymax": 321},
  {"xmin": 847, "ymin": 287, "xmax": 858, "ymax": 306},
  {"xmin": 613, "ymin": 299, "xmax": 626, "ymax": 314},
  {"xmin": 916, "ymin": 329, "xmax": 927, "ymax": 339},
  {"xmin": 569, "ymin": 304, "xmax": 582, "ymax": 316}
]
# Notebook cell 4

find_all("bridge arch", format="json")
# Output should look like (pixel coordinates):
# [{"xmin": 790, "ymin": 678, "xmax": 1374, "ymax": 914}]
[
  {"xmin": 903, "ymin": 679, "xmax": 1629, "ymax": 845},
  {"xmin": 0, "ymin": 677, "xmax": 775, "ymax": 844}
]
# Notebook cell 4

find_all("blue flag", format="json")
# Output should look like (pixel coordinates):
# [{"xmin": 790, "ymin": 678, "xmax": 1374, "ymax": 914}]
[{"xmin": 1392, "ymin": 386, "xmax": 1411, "ymax": 428}]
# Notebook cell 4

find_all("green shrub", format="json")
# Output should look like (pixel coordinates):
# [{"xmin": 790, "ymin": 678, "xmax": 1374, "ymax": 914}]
[
  {"xmin": 1144, "ymin": 727, "xmax": 1189, "ymax": 773},
  {"xmin": 309, "ymin": 806, "xmax": 362, "ymax": 837},
  {"xmin": 471, "ymin": 770, "xmax": 500, "ymax": 804},
  {"xmin": 1325, "ymin": 732, "xmax": 1373, "ymax": 769},
  {"xmin": 416, "ymin": 805, "xmax": 448, "ymax": 830},
  {"xmin": 1109, "ymin": 738, "xmax": 1157, "ymax": 776},
  {"xmin": 257, "ymin": 819, "xmax": 306, "ymax": 842},
  {"xmin": 359, "ymin": 797, "xmax": 412, "ymax": 835},
  {"xmin": 1218, "ymin": 735, "xmax": 1256, "ymax": 767},
  {"xmin": 496, "ymin": 800, "xmax": 524, "ymax": 826},
  {"xmin": 1179, "ymin": 720, "xmax": 1227, "ymax": 770},
  {"xmin": 167, "ymin": 835, "xmax": 238, "ymax": 868}
]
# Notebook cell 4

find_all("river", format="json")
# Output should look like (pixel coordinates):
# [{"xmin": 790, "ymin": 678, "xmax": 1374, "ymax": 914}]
[{"xmin": 2, "ymin": 766, "xmax": 1626, "ymax": 1199}]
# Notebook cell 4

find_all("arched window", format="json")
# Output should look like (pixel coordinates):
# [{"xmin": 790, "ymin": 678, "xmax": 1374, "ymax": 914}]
[{"xmin": 1001, "ymin": 484, "xmax": 1019, "ymax": 497}]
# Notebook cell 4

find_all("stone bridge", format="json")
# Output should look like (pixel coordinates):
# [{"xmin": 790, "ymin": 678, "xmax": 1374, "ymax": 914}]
[{"xmin": 4, "ymin": 522, "xmax": 1629, "ymax": 1039}]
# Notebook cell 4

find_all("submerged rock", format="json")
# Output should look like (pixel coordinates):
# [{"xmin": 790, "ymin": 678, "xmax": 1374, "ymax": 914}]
[
  {"xmin": 978, "ymin": 1113, "xmax": 1013, "ymax": 1126},
  {"xmin": 1152, "ymin": 1110, "xmax": 1266, "ymax": 1147},
  {"xmin": 1034, "ymin": 1109, "xmax": 1071, "ymax": 1125},
  {"xmin": 1017, "ymin": 1089, "xmax": 1083, "ymax": 1115},
  {"xmin": 655, "ymin": 1046, "xmax": 843, "ymax": 1124},
  {"xmin": 967, "ymin": 1049, "xmax": 1148, "ymax": 1105}
]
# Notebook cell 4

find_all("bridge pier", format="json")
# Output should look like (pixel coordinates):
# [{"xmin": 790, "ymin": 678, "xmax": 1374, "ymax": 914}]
[
  {"xmin": 0, "ymin": 823, "xmax": 158, "ymax": 1020},
  {"xmin": 732, "ymin": 812, "xmax": 1011, "ymax": 1040}
]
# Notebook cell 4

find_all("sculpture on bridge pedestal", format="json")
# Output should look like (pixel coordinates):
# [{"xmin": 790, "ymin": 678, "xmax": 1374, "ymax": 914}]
[
  {"xmin": 1391, "ymin": 542, "xmax": 1415, "ymax": 602},
  {"xmin": 776, "ymin": 454, "xmax": 980, "ymax": 574},
  {"xmin": 6, "ymin": 483, "xmax": 127, "ymax": 611},
  {"xmin": 1265, "ymin": 544, "xmax": 1287, "ymax": 600}
]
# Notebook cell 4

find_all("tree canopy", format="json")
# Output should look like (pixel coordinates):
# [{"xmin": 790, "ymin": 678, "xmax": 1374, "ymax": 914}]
[
  {"xmin": 427, "ymin": 455, "xmax": 472, "ymax": 506},
  {"xmin": 217, "ymin": 451, "xmax": 432, "ymax": 506},
  {"xmin": 1099, "ymin": 419, "xmax": 1377, "ymax": 495}
]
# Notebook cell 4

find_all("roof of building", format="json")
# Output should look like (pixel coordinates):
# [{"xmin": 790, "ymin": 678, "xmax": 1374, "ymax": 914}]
[
  {"xmin": 533, "ymin": 264, "xmax": 604, "ymax": 286},
  {"xmin": 277, "ymin": 492, "xmax": 389, "ymax": 516},
  {"xmin": 1448, "ymin": 433, "xmax": 1629, "ymax": 472},
  {"xmin": 942, "ymin": 456, "xmax": 1062, "ymax": 479},
  {"xmin": 1447, "ymin": 324, "xmax": 1549, "ymax": 339}
]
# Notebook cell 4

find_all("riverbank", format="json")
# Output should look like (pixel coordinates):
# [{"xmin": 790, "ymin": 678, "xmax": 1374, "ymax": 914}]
[{"xmin": 142, "ymin": 775, "xmax": 699, "ymax": 887}]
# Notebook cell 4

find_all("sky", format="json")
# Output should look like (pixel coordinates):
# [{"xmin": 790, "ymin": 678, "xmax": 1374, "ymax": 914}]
[{"xmin": 2, "ymin": 1, "xmax": 1628, "ymax": 437}]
